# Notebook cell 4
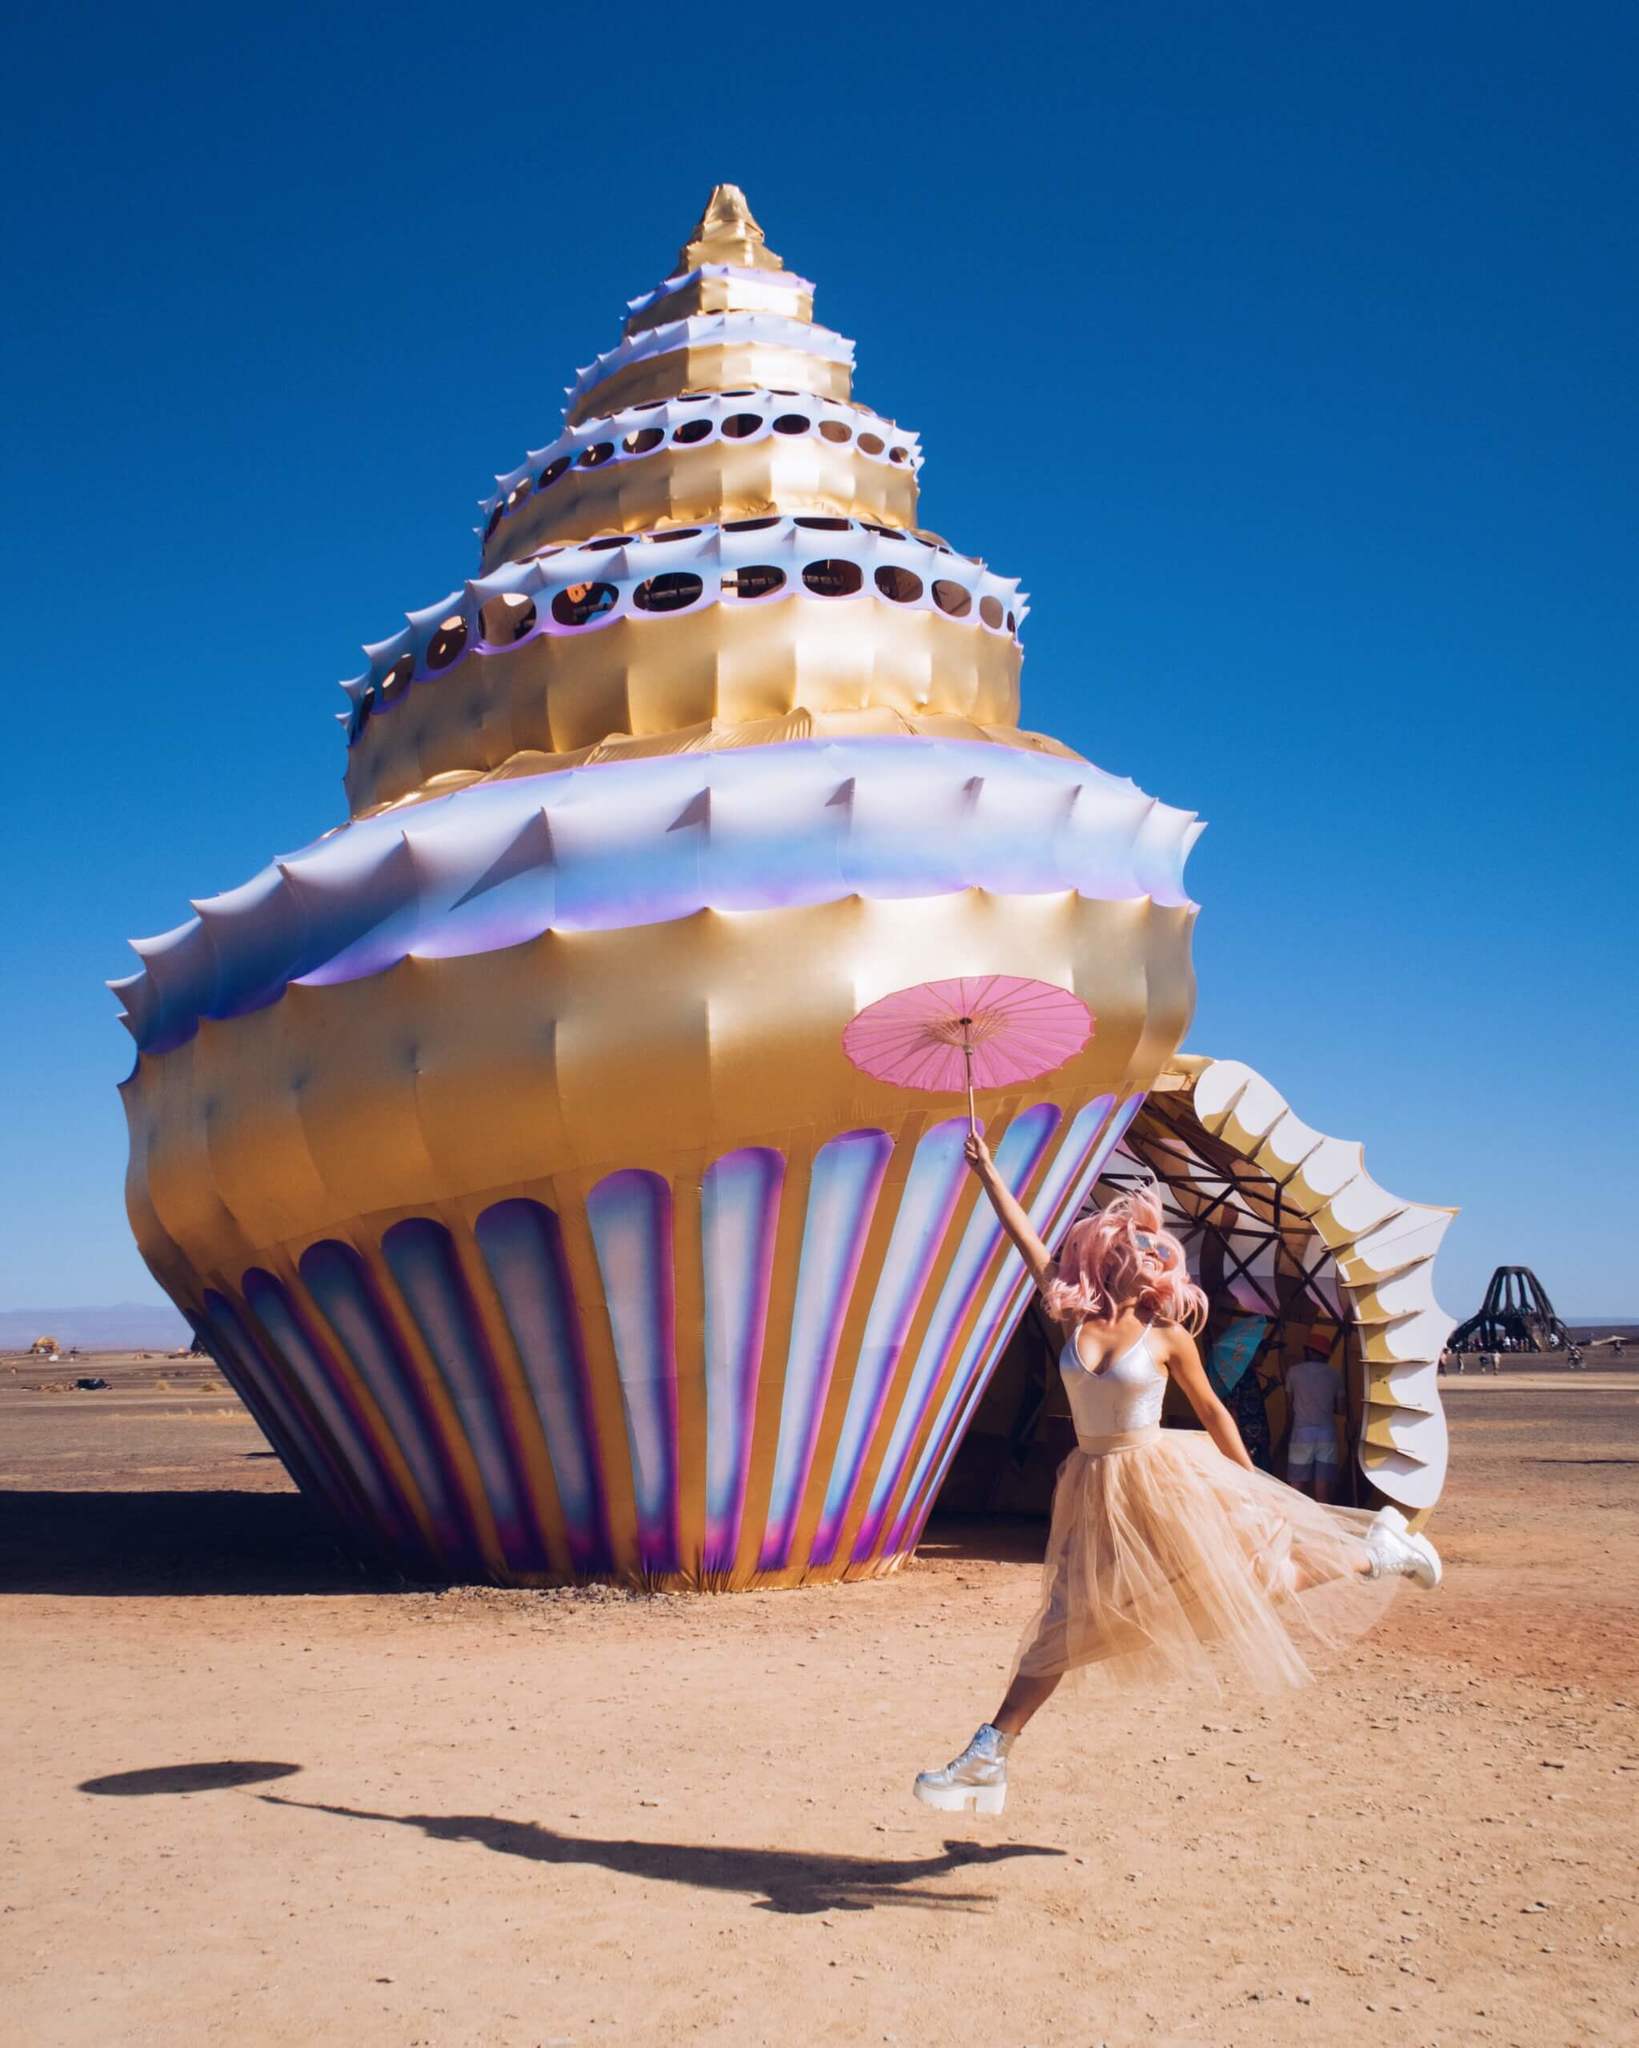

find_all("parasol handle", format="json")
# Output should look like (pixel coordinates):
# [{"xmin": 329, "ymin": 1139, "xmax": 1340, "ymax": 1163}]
[{"xmin": 961, "ymin": 1023, "xmax": 976, "ymax": 1137}]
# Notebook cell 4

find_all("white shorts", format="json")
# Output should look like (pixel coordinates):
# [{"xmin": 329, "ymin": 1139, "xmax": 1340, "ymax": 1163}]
[{"xmin": 1287, "ymin": 1425, "xmax": 1340, "ymax": 1476}]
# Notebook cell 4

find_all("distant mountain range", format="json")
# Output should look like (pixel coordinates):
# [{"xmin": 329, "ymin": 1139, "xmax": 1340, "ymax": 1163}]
[{"xmin": 0, "ymin": 1303, "xmax": 192, "ymax": 1351}]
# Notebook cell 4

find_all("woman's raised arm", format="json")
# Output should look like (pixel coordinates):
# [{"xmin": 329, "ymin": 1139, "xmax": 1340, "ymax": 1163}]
[
  {"xmin": 964, "ymin": 1132, "xmax": 1057, "ymax": 1295},
  {"xmin": 1160, "ymin": 1330, "xmax": 1255, "ymax": 1471}
]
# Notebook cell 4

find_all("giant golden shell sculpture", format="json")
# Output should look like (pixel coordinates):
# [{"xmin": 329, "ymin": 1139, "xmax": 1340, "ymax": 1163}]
[{"xmin": 114, "ymin": 187, "xmax": 1445, "ymax": 1584}]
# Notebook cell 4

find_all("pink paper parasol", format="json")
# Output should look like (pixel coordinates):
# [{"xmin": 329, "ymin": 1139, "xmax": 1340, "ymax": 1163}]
[{"xmin": 843, "ymin": 975, "xmax": 1095, "ymax": 1135}]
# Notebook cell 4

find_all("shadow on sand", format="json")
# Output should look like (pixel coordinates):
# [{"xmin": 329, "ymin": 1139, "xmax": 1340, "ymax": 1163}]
[
  {"xmin": 911, "ymin": 1513, "xmax": 1048, "ymax": 1568},
  {"xmin": 0, "ymin": 1489, "xmax": 396, "ymax": 1597},
  {"xmin": 258, "ymin": 1793, "xmax": 1063, "ymax": 1915},
  {"xmin": 3, "ymin": 1493, "xmax": 1051, "ymax": 1595},
  {"xmin": 1523, "ymin": 1457, "xmax": 1639, "ymax": 1467},
  {"xmin": 77, "ymin": 1763, "xmax": 1060, "ymax": 1915},
  {"xmin": 80, "ymin": 1761, "xmax": 303, "ymax": 1796}
]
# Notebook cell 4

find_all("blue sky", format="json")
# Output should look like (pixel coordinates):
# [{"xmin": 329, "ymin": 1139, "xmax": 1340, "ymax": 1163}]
[{"xmin": 3, "ymin": 2, "xmax": 1634, "ymax": 1317}]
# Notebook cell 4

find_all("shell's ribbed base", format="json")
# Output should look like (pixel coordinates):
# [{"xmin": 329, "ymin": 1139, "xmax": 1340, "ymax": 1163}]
[{"xmin": 188, "ymin": 1090, "xmax": 1146, "ymax": 1589}]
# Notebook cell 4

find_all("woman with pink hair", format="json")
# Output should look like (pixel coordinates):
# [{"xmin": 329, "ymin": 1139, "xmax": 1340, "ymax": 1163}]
[{"xmin": 914, "ymin": 1134, "xmax": 1442, "ymax": 1817}]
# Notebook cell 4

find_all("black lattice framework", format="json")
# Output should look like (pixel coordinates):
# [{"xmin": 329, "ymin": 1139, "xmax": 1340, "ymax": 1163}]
[
  {"xmin": 1101, "ymin": 1096, "xmax": 1361, "ymax": 1480},
  {"xmin": 938, "ymin": 1088, "xmax": 1368, "ymax": 1512},
  {"xmin": 931, "ymin": 1058, "xmax": 1454, "ymax": 1524}
]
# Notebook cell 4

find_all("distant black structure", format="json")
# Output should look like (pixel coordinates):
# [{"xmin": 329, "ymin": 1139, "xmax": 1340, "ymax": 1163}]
[{"xmin": 1449, "ymin": 1266, "xmax": 1571, "ymax": 1353}]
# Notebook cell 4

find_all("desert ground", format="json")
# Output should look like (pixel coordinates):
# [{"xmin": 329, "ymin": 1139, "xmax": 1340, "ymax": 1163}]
[{"xmin": 2, "ymin": 1353, "xmax": 1635, "ymax": 2048}]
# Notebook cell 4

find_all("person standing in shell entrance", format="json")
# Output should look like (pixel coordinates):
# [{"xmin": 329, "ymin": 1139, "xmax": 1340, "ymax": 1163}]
[
  {"xmin": 914, "ymin": 1134, "xmax": 1442, "ymax": 1818},
  {"xmin": 1285, "ymin": 1345, "xmax": 1345, "ymax": 1503}
]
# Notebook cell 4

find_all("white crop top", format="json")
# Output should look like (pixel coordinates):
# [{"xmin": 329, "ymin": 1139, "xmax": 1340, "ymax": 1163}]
[{"xmin": 1059, "ymin": 1325, "xmax": 1167, "ymax": 1439}]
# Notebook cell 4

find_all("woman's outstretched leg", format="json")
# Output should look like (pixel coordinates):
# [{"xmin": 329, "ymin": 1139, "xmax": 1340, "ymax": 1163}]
[
  {"xmin": 993, "ymin": 1669, "xmax": 1062, "ymax": 1735},
  {"xmin": 911, "ymin": 1669, "xmax": 1061, "ymax": 1816}
]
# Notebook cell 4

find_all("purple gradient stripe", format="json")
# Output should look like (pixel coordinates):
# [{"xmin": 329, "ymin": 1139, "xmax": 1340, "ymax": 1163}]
[
  {"xmin": 198, "ymin": 1294, "xmax": 362, "ymax": 1523},
  {"xmin": 587, "ymin": 1169, "xmax": 679, "ymax": 1572},
  {"xmin": 474, "ymin": 1198, "xmax": 608, "ymax": 1572},
  {"xmin": 701, "ymin": 1148, "xmax": 786, "ymax": 1570},
  {"xmin": 298, "ymin": 1239, "xmax": 478, "ymax": 1565},
  {"xmin": 241, "ymin": 1266, "xmax": 422, "ymax": 1554},
  {"xmin": 198, "ymin": 1291, "xmax": 356, "ymax": 1523},
  {"xmin": 892, "ymin": 1094, "xmax": 1145, "ymax": 1553},
  {"xmin": 809, "ymin": 1118, "xmax": 971, "ymax": 1566},
  {"xmin": 758, "ymin": 1129, "xmax": 892, "ymax": 1571},
  {"xmin": 875, "ymin": 1104, "xmax": 1064, "ymax": 1547},
  {"xmin": 852, "ymin": 1108, "xmax": 1061, "ymax": 1560},
  {"xmin": 382, "ymin": 1217, "xmax": 550, "ymax": 1574}
]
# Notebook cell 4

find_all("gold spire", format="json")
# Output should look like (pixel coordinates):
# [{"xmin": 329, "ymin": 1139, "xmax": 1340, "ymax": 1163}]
[
  {"xmin": 614, "ymin": 182, "xmax": 815, "ymax": 358},
  {"xmin": 675, "ymin": 183, "xmax": 784, "ymax": 275}
]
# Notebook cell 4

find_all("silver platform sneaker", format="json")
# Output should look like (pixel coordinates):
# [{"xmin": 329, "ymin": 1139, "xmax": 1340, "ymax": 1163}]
[
  {"xmin": 913, "ymin": 1723, "xmax": 1012, "ymax": 1815},
  {"xmin": 1365, "ymin": 1504, "xmax": 1443, "ymax": 1589}
]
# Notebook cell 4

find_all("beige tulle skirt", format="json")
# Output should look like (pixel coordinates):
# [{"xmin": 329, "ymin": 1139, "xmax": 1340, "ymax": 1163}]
[{"xmin": 1013, "ymin": 1426, "xmax": 1397, "ymax": 1695}]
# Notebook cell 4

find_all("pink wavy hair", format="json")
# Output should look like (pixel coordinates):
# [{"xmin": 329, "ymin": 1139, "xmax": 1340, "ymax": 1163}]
[{"xmin": 1043, "ymin": 1186, "xmax": 1207, "ymax": 1332}]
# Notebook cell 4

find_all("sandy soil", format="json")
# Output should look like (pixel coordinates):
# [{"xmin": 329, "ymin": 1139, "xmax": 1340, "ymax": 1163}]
[{"xmin": 2, "ymin": 1354, "xmax": 1636, "ymax": 2048}]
